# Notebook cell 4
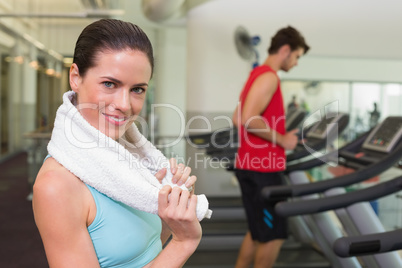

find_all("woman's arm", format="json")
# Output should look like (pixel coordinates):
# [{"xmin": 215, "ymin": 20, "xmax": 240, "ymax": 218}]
[
  {"xmin": 149, "ymin": 186, "xmax": 202, "ymax": 267},
  {"xmin": 32, "ymin": 160, "xmax": 100, "ymax": 268}
]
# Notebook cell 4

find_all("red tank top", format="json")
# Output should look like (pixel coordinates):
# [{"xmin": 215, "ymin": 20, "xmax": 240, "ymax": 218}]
[{"xmin": 235, "ymin": 65, "xmax": 286, "ymax": 172}]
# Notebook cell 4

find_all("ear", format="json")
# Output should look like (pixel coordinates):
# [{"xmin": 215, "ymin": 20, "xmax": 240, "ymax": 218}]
[
  {"xmin": 279, "ymin": 44, "xmax": 291, "ymax": 57},
  {"xmin": 69, "ymin": 63, "xmax": 81, "ymax": 93}
]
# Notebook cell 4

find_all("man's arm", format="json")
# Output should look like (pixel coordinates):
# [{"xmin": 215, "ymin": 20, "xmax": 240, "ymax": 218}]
[
  {"xmin": 232, "ymin": 105, "xmax": 239, "ymax": 128},
  {"xmin": 238, "ymin": 72, "xmax": 298, "ymax": 150}
]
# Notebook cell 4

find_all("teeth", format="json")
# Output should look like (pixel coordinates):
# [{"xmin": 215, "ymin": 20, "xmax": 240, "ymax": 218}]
[
  {"xmin": 106, "ymin": 115, "xmax": 125, "ymax": 122},
  {"xmin": 111, "ymin": 117, "xmax": 124, "ymax": 122}
]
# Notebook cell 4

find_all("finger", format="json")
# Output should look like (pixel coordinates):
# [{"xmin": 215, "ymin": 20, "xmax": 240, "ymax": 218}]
[
  {"xmin": 158, "ymin": 185, "xmax": 172, "ymax": 212},
  {"xmin": 177, "ymin": 166, "xmax": 192, "ymax": 186},
  {"xmin": 186, "ymin": 194, "xmax": 198, "ymax": 217},
  {"xmin": 172, "ymin": 163, "xmax": 185, "ymax": 184},
  {"xmin": 154, "ymin": 168, "xmax": 167, "ymax": 183},
  {"xmin": 169, "ymin": 187, "xmax": 182, "ymax": 207},
  {"xmin": 291, "ymin": 128, "xmax": 299, "ymax": 134},
  {"xmin": 169, "ymin": 158, "xmax": 177, "ymax": 174},
  {"xmin": 184, "ymin": 175, "xmax": 197, "ymax": 190},
  {"xmin": 178, "ymin": 189, "xmax": 190, "ymax": 209}
]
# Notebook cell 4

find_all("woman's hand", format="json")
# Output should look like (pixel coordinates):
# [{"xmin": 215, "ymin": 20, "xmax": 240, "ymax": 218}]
[
  {"xmin": 148, "ymin": 186, "xmax": 202, "ymax": 267},
  {"xmin": 154, "ymin": 159, "xmax": 199, "ymax": 246},
  {"xmin": 158, "ymin": 185, "xmax": 202, "ymax": 247},
  {"xmin": 154, "ymin": 158, "xmax": 197, "ymax": 192},
  {"xmin": 169, "ymin": 158, "xmax": 196, "ymax": 190}
]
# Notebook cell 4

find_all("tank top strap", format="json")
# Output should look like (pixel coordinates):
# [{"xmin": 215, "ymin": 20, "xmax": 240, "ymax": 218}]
[{"xmin": 43, "ymin": 154, "xmax": 52, "ymax": 163}]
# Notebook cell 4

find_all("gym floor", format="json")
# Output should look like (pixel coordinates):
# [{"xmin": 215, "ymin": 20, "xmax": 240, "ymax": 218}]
[{"xmin": 0, "ymin": 152, "xmax": 47, "ymax": 268}]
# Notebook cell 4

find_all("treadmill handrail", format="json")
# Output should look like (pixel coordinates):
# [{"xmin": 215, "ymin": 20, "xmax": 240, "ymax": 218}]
[
  {"xmin": 275, "ymin": 175, "xmax": 402, "ymax": 217},
  {"xmin": 286, "ymin": 138, "xmax": 327, "ymax": 162},
  {"xmin": 286, "ymin": 131, "xmax": 370, "ymax": 173},
  {"xmin": 333, "ymin": 229, "xmax": 402, "ymax": 257},
  {"xmin": 262, "ymin": 140, "xmax": 402, "ymax": 199},
  {"xmin": 286, "ymin": 150, "xmax": 338, "ymax": 173},
  {"xmin": 287, "ymin": 113, "xmax": 350, "ymax": 162}
]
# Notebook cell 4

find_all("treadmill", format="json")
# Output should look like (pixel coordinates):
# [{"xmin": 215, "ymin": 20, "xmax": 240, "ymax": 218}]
[
  {"xmin": 188, "ymin": 111, "xmax": 349, "ymax": 170},
  {"xmin": 287, "ymin": 112, "xmax": 349, "ymax": 162},
  {"xmin": 286, "ymin": 107, "xmax": 307, "ymax": 131},
  {"xmin": 185, "ymin": 111, "xmax": 349, "ymax": 267},
  {"xmin": 263, "ymin": 116, "xmax": 402, "ymax": 200},
  {"xmin": 333, "ymin": 216, "xmax": 402, "ymax": 257},
  {"xmin": 262, "ymin": 116, "xmax": 402, "ymax": 267},
  {"xmin": 187, "ymin": 107, "xmax": 309, "ymax": 162}
]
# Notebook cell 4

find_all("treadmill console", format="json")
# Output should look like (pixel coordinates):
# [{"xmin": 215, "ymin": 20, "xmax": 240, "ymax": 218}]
[
  {"xmin": 362, "ymin": 116, "xmax": 402, "ymax": 153},
  {"xmin": 306, "ymin": 113, "xmax": 346, "ymax": 140},
  {"xmin": 286, "ymin": 108, "xmax": 306, "ymax": 131}
]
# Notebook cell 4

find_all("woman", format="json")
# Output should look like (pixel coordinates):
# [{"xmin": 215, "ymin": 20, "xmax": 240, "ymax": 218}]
[{"xmin": 33, "ymin": 19, "xmax": 202, "ymax": 267}]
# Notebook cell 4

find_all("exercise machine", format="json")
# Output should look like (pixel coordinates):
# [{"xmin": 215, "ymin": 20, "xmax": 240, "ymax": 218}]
[
  {"xmin": 263, "ymin": 116, "xmax": 402, "ymax": 267},
  {"xmin": 186, "ymin": 111, "xmax": 350, "ymax": 267}
]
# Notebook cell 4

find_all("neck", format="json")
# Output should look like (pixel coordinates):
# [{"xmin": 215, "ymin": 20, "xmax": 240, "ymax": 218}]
[{"xmin": 262, "ymin": 55, "xmax": 282, "ymax": 72}]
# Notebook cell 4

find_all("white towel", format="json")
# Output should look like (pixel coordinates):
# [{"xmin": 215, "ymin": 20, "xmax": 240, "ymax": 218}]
[{"xmin": 47, "ymin": 91, "xmax": 212, "ymax": 221}]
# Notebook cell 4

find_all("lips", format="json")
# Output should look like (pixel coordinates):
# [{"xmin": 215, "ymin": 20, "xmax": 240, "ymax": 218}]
[{"xmin": 103, "ymin": 113, "xmax": 129, "ymax": 126}]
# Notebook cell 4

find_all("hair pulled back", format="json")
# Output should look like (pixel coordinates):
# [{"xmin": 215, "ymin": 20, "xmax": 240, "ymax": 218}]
[{"xmin": 73, "ymin": 19, "xmax": 154, "ymax": 77}]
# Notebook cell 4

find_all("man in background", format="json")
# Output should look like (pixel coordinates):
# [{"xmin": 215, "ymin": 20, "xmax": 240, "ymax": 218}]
[{"xmin": 232, "ymin": 26, "xmax": 310, "ymax": 268}]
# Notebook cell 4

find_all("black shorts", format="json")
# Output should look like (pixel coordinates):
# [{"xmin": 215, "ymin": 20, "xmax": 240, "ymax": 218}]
[{"xmin": 235, "ymin": 169, "xmax": 288, "ymax": 242}]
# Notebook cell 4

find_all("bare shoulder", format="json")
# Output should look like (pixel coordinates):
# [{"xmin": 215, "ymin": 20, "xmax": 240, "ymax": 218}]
[
  {"xmin": 245, "ymin": 72, "xmax": 278, "ymax": 107},
  {"xmin": 32, "ymin": 159, "xmax": 100, "ymax": 267},
  {"xmin": 253, "ymin": 71, "xmax": 279, "ymax": 93},
  {"xmin": 34, "ymin": 157, "xmax": 86, "ymax": 200},
  {"xmin": 33, "ymin": 157, "xmax": 90, "ymax": 222}
]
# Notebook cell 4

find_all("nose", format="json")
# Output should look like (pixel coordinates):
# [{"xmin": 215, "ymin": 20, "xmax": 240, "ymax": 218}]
[{"xmin": 113, "ymin": 89, "xmax": 131, "ymax": 113}]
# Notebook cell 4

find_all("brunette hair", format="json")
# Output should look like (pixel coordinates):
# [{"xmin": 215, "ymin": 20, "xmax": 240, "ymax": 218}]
[
  {"xmin": 268, "ymin": 26, "xmax": 310, "ymax": 55},
  {"xmin": 73, "ymin": 19, "xmax": 154, "ymax": 77}
]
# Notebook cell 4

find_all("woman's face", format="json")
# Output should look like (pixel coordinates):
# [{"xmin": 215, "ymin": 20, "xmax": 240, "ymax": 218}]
[{"xmin": 70, "ymin": 49, "xmax": 152, "ymax": 140}]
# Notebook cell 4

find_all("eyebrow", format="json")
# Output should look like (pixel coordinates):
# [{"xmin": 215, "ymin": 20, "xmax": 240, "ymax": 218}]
[{"xmin": 101, "ymin": 76, "xmax": 148, "ymax": 87}]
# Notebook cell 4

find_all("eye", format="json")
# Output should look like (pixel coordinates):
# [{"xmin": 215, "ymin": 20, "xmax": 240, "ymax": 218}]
[
  {"xmin": 131, "ymin": 87, "xmax": 145, "ymax": 94},
  {"xmin": 103, "ymin": 81, "xmax": 115, "ymax": 88}
]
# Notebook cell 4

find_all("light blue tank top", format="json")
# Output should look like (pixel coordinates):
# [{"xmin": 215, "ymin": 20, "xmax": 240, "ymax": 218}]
[
  {"xmin": 86, "ymin": 185, "xmax": 162, "ymax": 268},
  {"xmin": 44, "ymin": 154, "xmax": 162, "ymax": 267}
]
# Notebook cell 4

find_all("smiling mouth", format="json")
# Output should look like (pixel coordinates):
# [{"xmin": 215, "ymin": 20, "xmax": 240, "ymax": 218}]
[
  {"xmin": 103, "ymin": 113, "xmax": 129, "ymax": 124},
  {"xmin": 108, "ymin": 116, "xmax": 125, "ymax": 122}
]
